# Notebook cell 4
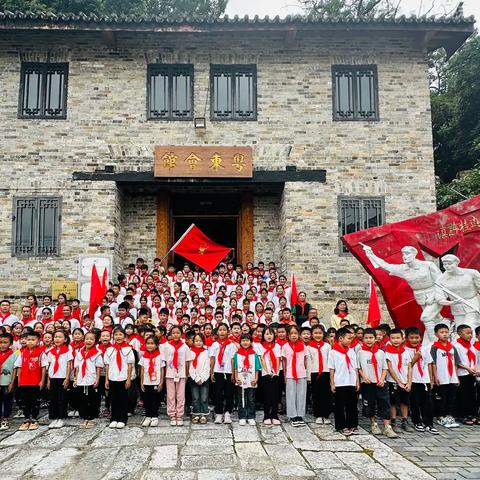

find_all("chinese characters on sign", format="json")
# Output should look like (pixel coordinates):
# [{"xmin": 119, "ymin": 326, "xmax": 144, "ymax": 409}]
[
  {"xmin": 154, "ymin": 146, "xmax": 253, "ymax": 178},
  {"xmin": 436, "ymin": 215, "xmax": 480, "ymax": 239}
]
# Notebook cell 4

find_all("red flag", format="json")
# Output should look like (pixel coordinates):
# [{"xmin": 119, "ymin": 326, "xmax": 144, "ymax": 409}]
[
  {"xmin": 88, "ymin": 264, "xmax": 102, "ymax": 319},
  {"xmin": 290, "ymin": 274, "xmax": 298, "ymax": 306},
  {"xmin": 101, "ymin": 267, "xmax": 107, "ymax": 291},
  {"xmin": 171, "ymin": 224, "xmax": 232, "ymax": 272},
  {"xmin": 367, "ymin": 277, "xmax": 382, "ymax": 327}
]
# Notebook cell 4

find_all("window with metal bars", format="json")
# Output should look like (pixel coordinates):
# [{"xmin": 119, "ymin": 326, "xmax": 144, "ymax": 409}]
[
  {"xmin": 147, "ymin": 64, "xmax": 193, "ymax": 120},
  {"xmin": 19, "ymin": 63, "xmax": 68, "ymax": 119},
  {"xmin": 211, "ymin": 65, "xmax": 257, "ymax": 120},
  {"xmin": 338, "ymin": 197, "xmax": 384, "ymax": 254},
  {"xmin": 12, "ymin": 197, "xmax": 61, "ymax": 257},
  {"xmin": 332, "ymin": 65, "xmax": 379, "ymax": 121}
]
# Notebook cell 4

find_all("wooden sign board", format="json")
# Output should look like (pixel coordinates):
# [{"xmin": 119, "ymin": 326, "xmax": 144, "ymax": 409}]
[
  {"xmin": 154, "ymin": 146, "xmax": 253, "ymax": 178},
  {"xmin": 52, "ymin": 279, "xmax": 78, "ymax": 300}
]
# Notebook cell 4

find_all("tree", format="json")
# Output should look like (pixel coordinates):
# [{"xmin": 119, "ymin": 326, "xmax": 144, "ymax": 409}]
[
  {"xmin": 436, "ymin": 167, "xmax": 480, "ymax": 210},
  {"xmin": 298, "ymin": 0, "xmax": 401, "ymax": 18},
  {"xmin": 432, "ymin": 36, "xmax": 480, "ymax": 183},
  {"xmin": 0, "ymin": 0, "xmax": 228, "ymax": 17}
]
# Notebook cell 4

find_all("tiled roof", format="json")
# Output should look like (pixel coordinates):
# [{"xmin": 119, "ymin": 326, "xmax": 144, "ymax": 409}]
[{"xmin": 0, "ymin": 11, "xmax": 475, "ymax": 26}]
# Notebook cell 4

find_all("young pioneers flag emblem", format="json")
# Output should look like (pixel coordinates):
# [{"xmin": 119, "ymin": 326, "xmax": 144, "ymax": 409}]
[{"xmin": 172, "ymin": 224, "xmax": 232, "ymax": 272}]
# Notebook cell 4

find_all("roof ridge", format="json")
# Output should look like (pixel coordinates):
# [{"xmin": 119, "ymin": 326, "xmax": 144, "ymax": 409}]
[{"xmin": 0, "ymin": 10, "xmax": 476, "ymax": 25}]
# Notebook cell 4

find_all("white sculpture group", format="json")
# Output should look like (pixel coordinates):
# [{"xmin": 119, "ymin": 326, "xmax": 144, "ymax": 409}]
[{"xmin": 364, "ymin": 245, "xmax": 480, "ymax": 342}]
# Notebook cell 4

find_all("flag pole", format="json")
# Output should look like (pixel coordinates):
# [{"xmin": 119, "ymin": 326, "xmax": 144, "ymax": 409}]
[{"xmin": 158, "ymin": 223, "xmax": 196, "ymax": 266}]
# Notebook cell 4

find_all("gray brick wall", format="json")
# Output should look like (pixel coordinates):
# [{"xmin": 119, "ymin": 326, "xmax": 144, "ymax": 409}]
[{"xmin": 0, "ymin": 28, "xmax": 437, "ymax": 322}]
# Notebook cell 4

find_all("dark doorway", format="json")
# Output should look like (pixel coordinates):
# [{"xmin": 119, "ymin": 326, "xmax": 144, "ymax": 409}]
[{"xmin": 172, "ymin": 217, "xmax": 237, "ymax": 269}]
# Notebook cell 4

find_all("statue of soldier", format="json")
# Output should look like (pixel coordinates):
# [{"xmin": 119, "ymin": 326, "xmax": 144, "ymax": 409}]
[
  {"xmin": 436, "ymin": 254, "xmax": 480, "ymax": 334},
  {"xmin": 363, "ymin": 245, "xmax": 448, "ymax": 343}
]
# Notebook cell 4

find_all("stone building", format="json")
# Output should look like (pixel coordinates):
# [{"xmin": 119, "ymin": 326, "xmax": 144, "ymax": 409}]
[{"xmin": 0, "ymin": 12, "xmax": 474, "ymax": 316}]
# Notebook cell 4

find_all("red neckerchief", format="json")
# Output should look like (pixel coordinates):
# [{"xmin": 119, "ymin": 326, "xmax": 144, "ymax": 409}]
[
  {"xmin": 80, "ymin": 346, "xmax": 99, "ymax": 378},
  {"xmin": 332, "ymin": 342, "xmax": 352, "ymax": 371},
  {"xmin": 474, "ymin": 340, "xmax": 480, "ymax": 351},
  {"xmin": 237, "ymin": 346, "xmax": 255, "ymax": 370},
  {"xmin": 433, "ymin": 341, "xmax": 454, "ymax": 376},
  {"xmin": 405, "ymin": 341, "xmax": 424, "ymax": 377},
  {"xmin": 276, "ymin": 338, "xmax": 287, "ymax": 347},
  {"xmin": 376, "ymin": 337, "xmax": 389, "ymax": 349},
  {"xmin": 337, "ymin": 311, "xmax": 348, "ymax": 319},
  {"xmin": 349, "ymin": 338, "xmax": 361, "ymax": 349},
  {"xmin": 98, "ymin": 343, "xmax": 109, "ymax": 358},
  {"xmin": 159, "ymin": 337, "xmax": 167, "ymax": 345},
  {"xmin": 216, "ymin": 338, "xmax": 231, "ymax": 366},
  {"xmin": 51, "ymin": 344, "xmax": 69, "ymax": 374},
  {"xmin": 0, "ymin": 312, "xmax": 11, "ymax": 322},
  {"xmin": 255, "ymin": 312, "xmax": 264, "ymax": 322},
  {"xmin": 457, "ymin": 338, "xmax": 476, "ymax": 366},
  {"xmin": 143, "ymin": 349, "xmax": 161, "ymax": 379},
  {"xmin": 228, "ymin": 334, "xmax": 241, "ymax": 343},
  {"xmin": 190, "ymin": 346, "xmax": 206, "ymax": 368},
  {"xmin": 0, "ymin": 349, "xmax": 14, "ymax": 371},
  {"xmin": 252, "ymin": 335, "xmax": 261, "ymax": 344},
  {"xmin": 361, "ymin": 344, "xmax": 380, "ymax": 382},
  {"xmin": 385, "ymin": 344, "xmax": 405, "ymax": 371},
  {"xmin": 71, "ymin": 341, "xmax": 85, "ymax": 357},
  {"xmin": 169, "ymin": 340, "xmax": 183, "ymax": 370},
  {"xmin": 288, "ymin": 341, "xmax": 305, "ymax": 380},
  {"xmin": 308, "ymin": 340, "xmax": 325, "ymax": 373},
  {"xmin": 204, "ymin": 336, "xmax": 213, "ymax": 347},
  {"xmin": 262, "ymin": 341, "xmax": 278, "ymax": 374},
  {"xmin": 113, "ymin": 342, "xmax": 128, "ymax": 370}
]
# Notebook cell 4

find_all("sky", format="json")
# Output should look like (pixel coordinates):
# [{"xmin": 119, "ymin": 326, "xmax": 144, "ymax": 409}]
[{"xmin": 225, "ymin": 0, "xmax": 480, "ymax": 23}]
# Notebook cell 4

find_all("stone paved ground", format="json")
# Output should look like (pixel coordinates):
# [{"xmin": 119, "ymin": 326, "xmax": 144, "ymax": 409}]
[{"xmin": 0, "ymin": 410, "xmax": 447, "ymax": 480}]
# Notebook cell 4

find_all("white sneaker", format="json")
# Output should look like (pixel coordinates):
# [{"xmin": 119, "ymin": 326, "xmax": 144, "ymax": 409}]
[
  {"xmin": 263, "ymin": 419, "xmax": 272, "ymax": 425},
  {"xmin": 214, "ymin": 414, "xmax": 223, "ymax": 424},
  {"xmin": 68, "ymin": 411, "xmax": 75, "ymax": 417},
  {"xmin": 272, "ymin": 418, "xmax": 281, "ymax": 425},
  {"xmin": 446, "ymin": 416, "xmax": 460, "ymax": 428},
  {"xmin": 315, "ymin": 417, "xmax": 323, "ymax": 424},
  {"xmin": 223, "ymin": 412, "xmax": 232, "ymax": 424},
  {"xmin": 109, "ymin": 421, "xmax": 118, "ymax": 429},
  {"xmin": 150, "ymin": 418, "xmax": 159, "ymax": 427},
  {"xmin": 142, "ymin": 417, "xmax": 151, "ymax": 427},
  {"xmin": 48, "ymin": 420, "xmax": 58, "ymax": 429},
  {"xmin": 170, "ymin": 418, "xmax": 177, "ymax": 426},
  {"xmin": 177, "ymin": 418, "xmax": 184, "ymax": 426},
  {"xmin": 55, "ymin": 419, "xmax": 64, "ymax": 428},
  {"xmin": 239, "ymin": 419, "xmax": 247, "ymax": 426},
  {"xmin": 248, "ymin": 419, "xmax": 256, "ymax": 426},
  {"xmin": 13, "ymin": 411, "xmax": 24, "ymax": 419},
  {"xmin": 116, "ymin": 422, "xmax": 125, "ymax": 429},
  {"xmin": 74, "ymin": 411, "xmax": 79, "ymax": 418},
  {"xmin": 323, "ymin": 418, "xmax": 331, "ymax": 425}
]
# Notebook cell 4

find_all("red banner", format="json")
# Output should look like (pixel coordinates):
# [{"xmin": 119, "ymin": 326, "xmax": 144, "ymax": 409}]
[
  {"xmin": 172, "ymin": 224, "xmax": 232, "ymax": 272},
  {"xmin": 342, "ymin": 195, "xmax": 480, "ymax": 330}
]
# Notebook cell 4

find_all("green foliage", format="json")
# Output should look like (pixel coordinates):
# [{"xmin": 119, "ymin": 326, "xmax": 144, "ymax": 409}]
[
  {"xmin": 0, "ymin": 0, "xmax": 228, "ymax": 17},
  {"xmin": 437, "ymin": 167, "xmax": 480, "ymax": 210},
  {"xmin": 298, "ymin": 0, "xmax": 401, "ymax": 18},
  {"xmin": 432, "ymin": 36, "xmax": 480, "ymax": 185}
]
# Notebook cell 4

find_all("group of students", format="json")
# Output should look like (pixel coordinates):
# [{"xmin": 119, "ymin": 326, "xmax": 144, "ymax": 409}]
[{"xmin": 0, "ymin": 258, "xmax": 479, "ymax": 439}]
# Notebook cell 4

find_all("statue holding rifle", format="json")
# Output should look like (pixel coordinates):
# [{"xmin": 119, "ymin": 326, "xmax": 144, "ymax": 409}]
[
  {"xmin": 362, "ymin": 245, "xmax": 450, "ymax": 343},
  {"xmin": 436, "ymin": 254, "xmax": 480, "ymax": 334}
]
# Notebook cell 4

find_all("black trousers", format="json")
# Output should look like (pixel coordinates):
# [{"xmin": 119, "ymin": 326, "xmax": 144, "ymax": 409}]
[
  {"xmin": 68, "ymin": 380, "xmax": 81, "ymax": 412},
  {"xmin": 77, "ymin": 385, "xmax": 100, "ymax": 420},
  {"xmin": 410, "ymin": 382, "xmax": 433, "ymax": 427},
  {"xmin": 311, "ymin": 372, "xmax": 332, "ymax": 418},
  {"xmin": 457, "ymin": 375, "xmax": 476, "ymax": 418},
  {"xmin": 19, "ymin": 386, "xmax": 40, "ymax": 420},
  {"xmin": 237, "ymin": 387, "xmax": 256, "ymax": 420},
  {"xmin": 97, "ymin": 376, "xmax": 111, "ymax": 409},
  {"xmin": 109, "ymin": 380, "xmax": 128, "ymax": 423},
  {"xmin": 334, "ymin": 386, "xmax": 358, "ymax": 431},
  {"xmin": 0, "ymin": 386, "xmax": 14, "ymax": 418},
  {"xmin": 361, "ymin": 383, "xmax": 390, "ymax": 420},
  {"xmin": 262, "ymin": 375, "xmax": 279, "ymax": 420},
  {"xmin": 144, "ymin": 385, "xmax": 160, "ymax": 417},
  {"xmin": 433, "ymin": 383, "xmax": 457, "ymax": 418},
  {"xmin": 127, "ymin": 383, "xmax": 138, "ymax": 414},
  {"xmin": 49, "ymin": 378, "xmax": 68, "ymax": 420},
  {"xmin": 214, "ymin": 372, "xmax": 234, "ymax": 414}
]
